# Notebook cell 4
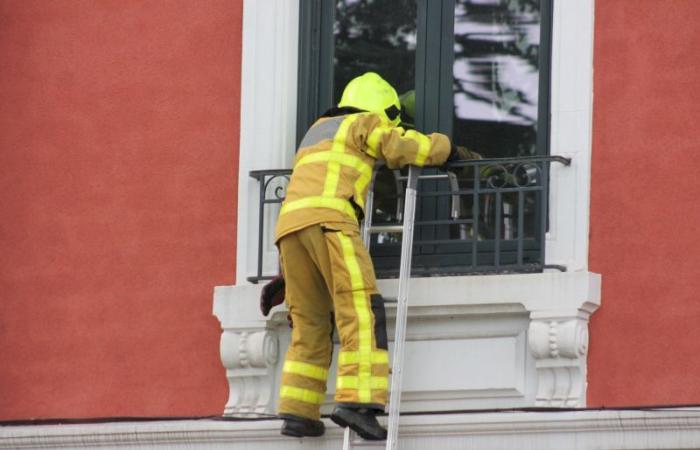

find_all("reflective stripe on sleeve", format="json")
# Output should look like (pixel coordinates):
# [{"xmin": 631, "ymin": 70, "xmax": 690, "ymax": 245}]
[
  {"xmin": 366, "ymin": 126, "xmax": 388, "ymax": 157},
  {"xmin": 405, "ymin": 130, "xmax": 431, "ymax": 166},
  {"xmin": 283, "ymin": 360, "xmax": 329, "ymax": 382}
]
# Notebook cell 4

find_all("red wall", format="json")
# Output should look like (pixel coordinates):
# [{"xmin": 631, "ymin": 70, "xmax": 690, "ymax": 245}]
[
  {"xmin": 589, "ymin": 0, "xmax": 700, "ymax": 406},
  {"xmin": 0, "ymin": 0, "xmax": 242, "ymax": 419}
]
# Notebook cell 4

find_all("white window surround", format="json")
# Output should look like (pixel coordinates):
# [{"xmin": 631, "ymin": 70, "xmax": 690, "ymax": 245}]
[
  {"xmin": 235, "ymin": 0, "xmax": 595, "ymax": 280},
  {"xmin": 217, "ymin": 0, "xmax": 601, "ymax": 417}
]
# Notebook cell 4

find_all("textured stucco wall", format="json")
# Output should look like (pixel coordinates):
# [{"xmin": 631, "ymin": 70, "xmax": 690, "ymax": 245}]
[
  {"xmin": 589, "ymin": 0, "xmax": 700, "ymax": 406},
  {"xmin": 0, "ymin": 0, "xmax": 242, "ymax": 419}
]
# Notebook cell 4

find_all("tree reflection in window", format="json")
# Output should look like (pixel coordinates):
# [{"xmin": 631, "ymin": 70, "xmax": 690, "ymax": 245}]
[
  {"xmin": 333, "ymin": 0, "xmax": 417, "ymax": 106},
  {"xmin": 333, "ymin": 0, "xmax": 418, "ymax": 230},
  {"xmin": 452, "ymin": 0, "xmax": 542, "ymax": 157}
]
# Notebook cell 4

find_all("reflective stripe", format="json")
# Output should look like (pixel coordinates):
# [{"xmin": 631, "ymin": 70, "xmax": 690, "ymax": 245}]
[
  {"xmin": 283, "ymin": 360, "xmax": 329, "ymax": 382},
  {"xmin": 280, "ymin": 385, "xmax": 325, "ymax": 405},
  {"xmin": 337, "ymin": 376, "xmax": 388, "ymax": 390},
  {"xmin": 279, "ymin": 197, "xmax": 358, "ymax": 222},
  {"xmin": 337, "ymin": 232, "xmax": 373, "ymax": 403},
  {"xmin": 353, "ymin": 168, "xmax": 373, "ymax": 211},
  {"xmin": 322, "ymin": 116, "xmax": 356, "ymax": 198},
  {"xmin": 298, "ymin": 116, "xmax": 344, "ymax": 149},
  {"xmin": 338, "ymin": 350, "xmax": 389, "ymax": 365},
  {"xmin": 366, "ymin": 126, "xmax": 387, "ymax": 157},
  {"xmin": 297, "ymin": 151, "xmax": 372, "ymax": 179},
  {"xmin": 405, "ymin": 130, "xmax": 431, "ymax": 166}
]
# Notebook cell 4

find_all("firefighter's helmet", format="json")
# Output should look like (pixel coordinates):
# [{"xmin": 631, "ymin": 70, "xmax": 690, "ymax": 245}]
[{"xmin": 338, "ymin": 72, "xmax": 401, "ymax": 126}]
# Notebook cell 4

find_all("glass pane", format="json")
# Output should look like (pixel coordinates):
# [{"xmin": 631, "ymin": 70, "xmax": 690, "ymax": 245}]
[
  {"xmin": 452, "ymin": 0, "xmax": 542, "ymax": 157},
  {"xmin": 333, "ymin": 0, "xmax": 418, "ymax": 225},
  {"xmin": 333, "ymin": 0, "xmax": 417, "ymax": 108}
]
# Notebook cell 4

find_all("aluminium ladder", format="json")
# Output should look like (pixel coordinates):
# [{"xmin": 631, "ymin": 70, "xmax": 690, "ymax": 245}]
[{"xmin": 342, "ymin": 165, "xmax": 421, "ymax": 450}]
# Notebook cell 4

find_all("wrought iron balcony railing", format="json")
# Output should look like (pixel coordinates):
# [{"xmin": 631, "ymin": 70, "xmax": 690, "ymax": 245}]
[{"xmin": 247, "ymin": 156, "xmax": 571, "ymax": 283}]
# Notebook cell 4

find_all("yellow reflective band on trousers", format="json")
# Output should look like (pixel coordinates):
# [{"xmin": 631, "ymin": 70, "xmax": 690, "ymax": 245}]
[
  {"xmin": 336, "ymin": 232, "xmax": 373, "ymax": 403},
  {"xmin": 280, "ymin": 385, "xmax": 325, "ymax": 405},
  {"xmin": 405, "ymin": 130, "xmax": 431, "ymax": 166},
  {"xmin": 283, "ymin": 360, "xmax": 329, "ymax": 382},
  {"xmin": 279, "ymin": 197, "xmax": 358, "ymax": 222},
  {"xmin": 338, "ymin": 350, "xmax": 389, "ymax": 365},
  {"xmin": 322, "ymin": 115, "xmax": 356, "ymax": 198},
  {"xmin": 337, "ymin": 376, "xmax": 388, "ymax": 390}
]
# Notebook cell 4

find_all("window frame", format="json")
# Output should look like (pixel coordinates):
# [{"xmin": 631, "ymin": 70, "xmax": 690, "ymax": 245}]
[
  {"xmin": 297, "ymin": 0, "xmax": 553, "ymax": 153},
  {"xmin": 295, "ymin": 0, "xmax": 556, "ymax": 276}
]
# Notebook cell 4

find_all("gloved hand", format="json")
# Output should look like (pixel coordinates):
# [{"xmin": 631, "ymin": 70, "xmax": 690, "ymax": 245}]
[
  {"xmin": 441, "ymin": 145, "xmax": 482, "ymax": 172},
  {"xmin": 260, "ymin": 274, "xmax": 285, "ymax": 316}
]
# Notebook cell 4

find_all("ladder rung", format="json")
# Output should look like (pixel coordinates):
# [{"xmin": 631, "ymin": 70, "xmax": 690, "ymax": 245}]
[
  {"xmin": 349, "ymin": 440, "xmax": 386, "ymax": 447},
  {"xmin": 368, "ymin": 225, "xmax": 404, "ymax": 234}
]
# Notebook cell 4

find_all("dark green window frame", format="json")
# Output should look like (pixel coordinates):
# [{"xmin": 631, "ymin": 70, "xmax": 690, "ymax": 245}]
[
  {"xmin": 297, "ymin": 0, "xmax": 552, "ymax": 151},
  {"xmin": 296, "ymin": 0, "xmax": 555, "ymax": 276}
]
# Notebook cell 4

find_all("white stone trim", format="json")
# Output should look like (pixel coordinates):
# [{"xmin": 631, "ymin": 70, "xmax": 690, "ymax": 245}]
[
  {"xmin": 236, "ymin": 0, "xmax": 299, "ymax": 283},
  {"xmin": 545, "ymin": 0, "xmax": 596, "ymax": 271},
  {"xmin": 214, "ymin": 272, "xmax": 600, "ymax": 415},
  {"xmin": 5, "ymin": 408, "xmax": 700, "ymax": 449}
]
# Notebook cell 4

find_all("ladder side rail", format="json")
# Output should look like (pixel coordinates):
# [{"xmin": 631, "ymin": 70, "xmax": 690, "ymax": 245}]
[
  {"xmin": 361, "ymin": 164, "xmax": 381, "ymax": 248},
  {"xmin": 385, "ymin": 165, "xmax": 420, "ymax": 450}
]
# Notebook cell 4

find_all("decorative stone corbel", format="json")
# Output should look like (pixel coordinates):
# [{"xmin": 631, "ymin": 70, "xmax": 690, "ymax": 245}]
[
  {"xmin": 213, "ymin": 285, "xmax": 285, "ymax": 417},
  {"xmin": 527, "ymin": 304, "xmax": 597, "ymax": 407},
  {"xmin": 219, "ymin": 328, "xmax": 279, "ymax": 416}
]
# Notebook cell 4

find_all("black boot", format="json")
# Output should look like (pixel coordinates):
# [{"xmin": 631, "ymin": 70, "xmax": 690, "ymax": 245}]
[
  {"xmin": 279, "ymin": 414, "xmax": 325, "ymax": 437},
  {"xmin": 330, "ymin": 405, "xmax": 387, "ymax": 441}
]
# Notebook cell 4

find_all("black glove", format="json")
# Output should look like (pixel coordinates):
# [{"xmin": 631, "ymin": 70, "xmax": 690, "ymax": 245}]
[
  {"xmin": 442, "ymin": 145, "xmax": 482, "ymax": 171},
  {"xmin": 260, "ymin": 274, "xmax": 285, "ymax": 316}
]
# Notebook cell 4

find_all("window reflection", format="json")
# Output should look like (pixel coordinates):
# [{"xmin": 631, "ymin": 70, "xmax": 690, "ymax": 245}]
[
  {"xmin": 453, "ymin": 0, "xmax": 541, "ymax": 157},
  {"xmin": 333, "ymin": 0, "xmax": 417, "ymax": 104},
  {"xmin": 334, "ymin": 0, "xmax": 417, "ymax": 226}
]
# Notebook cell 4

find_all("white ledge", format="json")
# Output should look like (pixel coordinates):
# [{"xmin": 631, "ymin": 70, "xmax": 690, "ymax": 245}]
[
  {"xmin": 214, "ymin": 271, "xmax": 601, "ymax": 415},
  {"xmin": 4, "ymin": 409, "xmax": 700, "ymax": 449}
]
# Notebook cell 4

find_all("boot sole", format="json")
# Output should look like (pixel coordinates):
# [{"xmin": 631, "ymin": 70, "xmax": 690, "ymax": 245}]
[{"xmin": 330, "ymin": 411, "xmax": 386, "ymax": 441}]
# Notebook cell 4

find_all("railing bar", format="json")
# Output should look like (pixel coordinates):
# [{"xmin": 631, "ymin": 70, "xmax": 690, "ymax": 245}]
[
  {"xmin": 539, "ymin": 162, "xmax": 549, "ymax": 265},
  {"xmin": 248, "ymin": 156, "xmax": 569, "ymax": 282},
  {"xmin": 444, "ymin": 155, "xmax": 571, "ymax": 166},
  {"xmin": 256, "ymin": 175, "xmax": 266, "ymax": 282},
  {"xmin": 472, "ymin": 164, "xmax": 479, "ymax": 268},
  {"xmin": 517, "ymin": 190, "xmax": 524, "ymax": 266},
  {"xmin": 494, "ymin": 191, "xmax": 501, "ymax": 269},
  {"xmin": 371, "ymin": 219, "xmax": 475, "ymax": 227},
  {"xmin": 418, "ymin": 186, "xmax": 544, "ymax": 197}
]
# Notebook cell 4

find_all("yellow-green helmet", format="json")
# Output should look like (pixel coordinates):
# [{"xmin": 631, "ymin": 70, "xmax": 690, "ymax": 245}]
[{"xmin": 338, "ymin": 72, "xmax": 401, "ymax": 126}]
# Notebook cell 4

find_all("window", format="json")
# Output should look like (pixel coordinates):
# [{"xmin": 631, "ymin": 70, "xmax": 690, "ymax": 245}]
[{"xmin": 297, "ymin": 0, "xmax": 555, "ymax": 276}]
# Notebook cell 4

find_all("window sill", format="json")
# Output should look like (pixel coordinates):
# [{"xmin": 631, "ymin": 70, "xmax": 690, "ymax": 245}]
[{"xmin": 213, "ymin": 270, "xmax": 600, "ymax": 416}]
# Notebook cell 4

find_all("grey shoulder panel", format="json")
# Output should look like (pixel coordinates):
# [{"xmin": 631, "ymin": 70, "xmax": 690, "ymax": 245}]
[{"xmin": 298, "ymin": 116, "xmax": 345, "ymax": 149}]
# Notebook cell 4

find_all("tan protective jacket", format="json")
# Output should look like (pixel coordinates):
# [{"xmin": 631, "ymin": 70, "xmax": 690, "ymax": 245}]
[{"xmin": 275, "ymin": 112, "xmax": 451, "ymax": 241}]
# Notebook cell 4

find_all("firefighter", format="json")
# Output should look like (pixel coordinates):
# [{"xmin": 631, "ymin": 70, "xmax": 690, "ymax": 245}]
[{"xmin": 261, "ymin": 72, "xmax": 470, "ymax": 440}]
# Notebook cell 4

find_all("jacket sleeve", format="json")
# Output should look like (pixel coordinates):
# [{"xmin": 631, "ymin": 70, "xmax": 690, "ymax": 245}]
[{"xmin": 364, "ymin": 120, "xmax": 452, "ymax": 169}]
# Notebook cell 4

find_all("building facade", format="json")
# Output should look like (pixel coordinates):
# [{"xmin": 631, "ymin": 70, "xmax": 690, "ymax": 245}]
[{"xmin": 2, "ymin": 0, "xmax": 700, "ymax": 448}]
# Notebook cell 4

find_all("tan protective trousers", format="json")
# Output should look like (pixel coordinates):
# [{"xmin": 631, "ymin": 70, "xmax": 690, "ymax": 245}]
[{"xmin": 277, "ymin": 223, "xmax": 389, "ymax": 420}]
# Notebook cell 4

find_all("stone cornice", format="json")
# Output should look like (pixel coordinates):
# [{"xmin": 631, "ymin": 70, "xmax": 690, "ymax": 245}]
[{"xmin": 4, "ymin": 409, "xmax": 700, "ymax": 449}]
